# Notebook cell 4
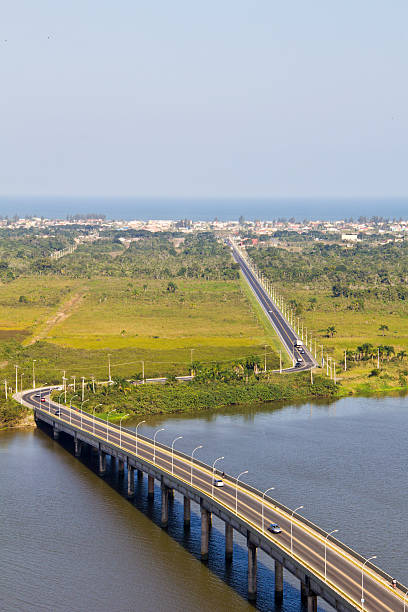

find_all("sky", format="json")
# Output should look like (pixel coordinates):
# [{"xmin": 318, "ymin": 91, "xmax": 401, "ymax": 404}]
[{"xmin": 0, "ymin": 1, "xmax": 407, "ymax": 199}]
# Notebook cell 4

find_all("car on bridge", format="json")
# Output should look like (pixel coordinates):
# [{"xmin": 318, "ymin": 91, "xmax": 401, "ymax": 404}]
[
  {"xmin": 213, "ymin": 478, "xmax": 224, "ymax": 487},
  {"xmin": 54, "ymin": 409, "xmax": 61, "ymax": 416},
  {"xmin": 267, "ymin": 523, "xmax": 282, "ymax": 534}
]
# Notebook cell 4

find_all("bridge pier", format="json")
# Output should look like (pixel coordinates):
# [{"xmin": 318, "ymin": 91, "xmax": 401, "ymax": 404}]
[
  {"xmin": 161, "ymin": 484, "xmax": 169, "ymax": 527},
  {"xmin": 127, "ymin": 464, "xmax": 135, "ymax": 497},
  {"xmin": 118, "ymin": 459, "xmax": 125, "ymax": 474},
  {"xmin": 247, "ymin": 540, "xmax": 257, "ymax": 601},
  {"xmin": 301, "ymin": 578, "xmax": 317, "ymax": 612},
  {"xmin": 53, "ymin": 428, "xmax": 59, "ymax": 440},
  {"xmin": 183, "ymin": 496, "xmax": 191, "ymax": 527},
  {"xmin": 307, "ymin": 593, "xmax": 317, "ymax": 612},
  {"xmin": 137, "ymin": 469, "xmax": 143, "ymax": 480},
  {"xmin": 275, "ymin": 560, "xmax": 283, "ymax": 601},
  {"xmin": 225, "ymin": 523, "xmax": 233, "ymax": 561},
  {"xmin": 98, "ymin": 451, "xmax": 106, "ymax": 475},
  {"xmin": 74, "ymin": 438, "xmax": 82, "ymax": 457},
  {"xmin": 148, "ymin": 475, "xmax": 155, "ymax": 498},
  {"xmin": 200, "ymin": 505, "xmax": 210, "ymax": 561}
]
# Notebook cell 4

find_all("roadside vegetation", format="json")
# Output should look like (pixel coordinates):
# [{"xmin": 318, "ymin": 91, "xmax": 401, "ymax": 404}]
[{"xmin": 247, "ymin": 235, "xmax": 408, "ymax": 394}]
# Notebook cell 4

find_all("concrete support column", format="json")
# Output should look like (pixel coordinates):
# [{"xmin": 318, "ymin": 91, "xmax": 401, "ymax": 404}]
[
  {"xmin": 148, "ymin": 475, "xmax": 154, "ymax": 498},
  {"xmin": 307, "ymin": 594, "xmax": 317, "ymax": 612},
  {"xmin": 74, "ymin": 438, "xmax": 82, "ymax": 457},
  {"xmin": 225, "ymin": 524, "xmax": 233, "ymax": 561},
  {"xmin": 118, "ymin": 459, "xmax": 124, "ymax": 473},
  {"xmin": 247, "ymin": 542, "xmax": 257, "ymax": 601},
  {"xmin": 275, "ymin": 560, "xmax": 283, "ymax": 600},
  {"xmin": 127, "ymin": 465, "xmax": 135, "ymax": 497},
  {"xmin": 137, "ymin": 469, "xmax": 144, "ymax": 480},
  {"xmin": 200, "ymin": 507, "xmax": 210, "ymax": 561},
  {"xmin": 161, "ymin": 485, "xmax": 169, "ymax": 527},
  {"xmin": 301, "ymin": 581, "xmax": 308, "ymax": 604},
  {"xmin": 183, "ymin": 496, "xmax": 191, "ymax": 527},
  {"xmin": 53, "ymin": 428, "xmax": 59, "ymax": 440},
  {"xmin": 98, "ymin": 451, "xmax": 106, "ymax": 475}
]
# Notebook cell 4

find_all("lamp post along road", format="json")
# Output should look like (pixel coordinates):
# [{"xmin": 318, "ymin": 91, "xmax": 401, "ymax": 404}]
[
  {"xmin": 171, "ymin": 436, "xmax": 183, "ymax": 475},
  {"xmin": 135, "ymin": 420, "xmax": 146, "ymax": 456},
  {"xmin": 291, "ymin": 505, "xmax": 304, "ymax": 555},
  {"xmin": 361, "ymin": 555, "xmax": 377, "ymax": 611},
  {"xmin": 153, "ymin": 428, "xmax": 165, "ymax": 465},
  {"xmin": 324, "ymin": 529, "xmax": 338, "ymax": 582},
  {"xmin": 191, "ymin": 445, "xmax": 203, "ymax": 485},
  {"xmin": 211, "ymin": 456, "xmax": 224, "ymax": 499},
  {"xmin": 262, "ymin": 486, "xmax": 275, "ymax": 533},
  {"xmin": 235, "ymin": 470, "xmax": 248, "ymax": 515}
]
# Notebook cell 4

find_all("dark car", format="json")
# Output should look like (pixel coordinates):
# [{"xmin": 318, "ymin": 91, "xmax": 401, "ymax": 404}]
[{"xmin": 54, "ymin": 409, "xmax": 61, "ymax": 416}]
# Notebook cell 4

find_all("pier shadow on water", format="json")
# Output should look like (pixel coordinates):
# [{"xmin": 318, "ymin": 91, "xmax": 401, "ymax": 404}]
[{"xmin": 51, "ymin": 425, "xmax": 331, "ymax": 612}]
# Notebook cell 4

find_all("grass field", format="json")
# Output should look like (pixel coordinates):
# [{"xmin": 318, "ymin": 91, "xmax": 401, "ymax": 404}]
[{"xmin": 0, "ymin": 275, "xmax": 284, "ymax": 382}]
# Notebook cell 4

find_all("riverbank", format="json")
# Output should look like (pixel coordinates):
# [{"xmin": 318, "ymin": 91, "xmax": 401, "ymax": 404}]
[{"xmin": 0, "ymin": 399, "xmax": 33, "ymax": 430}]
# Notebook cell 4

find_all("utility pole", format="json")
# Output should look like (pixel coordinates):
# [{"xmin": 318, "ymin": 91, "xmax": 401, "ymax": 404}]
[
  {"xmin": 32, "ymin": 359, "xmax": 36, "ymax": 389},
  {"xmin": 91, "ymin": 376, "xmax": 95, "ymax": 394},
  {"xmin": 81, "ymin": 377, "xmax": 85, "ymax": 402},
  {"xmin": 344, "ymin": 350, "xmax": 347, "ymax": 371},
  {"xmin": 310, "ymin": 368, "xmax": 313, "ymax": 385},
  {"xmin": 15, "ymin": 365, "xmax": 18, "ymax": 393},
  {"xmin": 4, "ymin": 380, "xmax": 7, "ymax": 400},
  {"xmin": 72, "ymin": 376, "xmax": 76, "ymax": 392},
  {"xmin": 321, "ymin": 345, "xmax": 324, "ymax": 367}
]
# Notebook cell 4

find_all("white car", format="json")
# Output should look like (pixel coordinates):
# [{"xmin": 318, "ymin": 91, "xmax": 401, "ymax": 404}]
[
  {"xmin": 213, "ymin": 478, "xmax": 224, "ymax": 487},
  {"xmin": 267, "ymin": 523, "xmax": 282, "ymax": 534}
]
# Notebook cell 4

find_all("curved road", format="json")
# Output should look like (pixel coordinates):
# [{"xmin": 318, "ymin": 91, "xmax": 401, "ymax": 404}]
[{"xmin": 24, "ymin": 388, "xmax": 406, "ymax": 612}]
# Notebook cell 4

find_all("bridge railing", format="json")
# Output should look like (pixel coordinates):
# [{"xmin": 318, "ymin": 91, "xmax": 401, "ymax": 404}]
[{"xmin": 38, "ymin": 391, "xmax": 405, "ymax": 592}]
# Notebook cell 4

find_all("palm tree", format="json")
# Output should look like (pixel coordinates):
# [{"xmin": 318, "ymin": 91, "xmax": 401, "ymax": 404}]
[
  {"xmin": 379, "ymin": 324, "xmax": 389, "ymax": 336},
  {"xmin": 397, "ymin": 350, "xmax": 407, "ymax": 361},
  {"xmin": 384, "ymin": 345, "xmax": 395, "ymax": 361},
  {"xmin": 326, "ymin": 325, "xmax": 337, "ymax": 338}
]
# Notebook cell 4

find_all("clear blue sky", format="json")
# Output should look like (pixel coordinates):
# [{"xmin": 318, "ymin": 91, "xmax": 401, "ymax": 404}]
[{"xmin": 1, "ymin": 1, "xmax": 407, "ymax": 198}]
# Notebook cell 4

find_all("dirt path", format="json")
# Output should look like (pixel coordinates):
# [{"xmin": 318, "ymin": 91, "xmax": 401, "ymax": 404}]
[{"xmin": 27, "ymin": 292, "xmax": 85, "ymax": 345}]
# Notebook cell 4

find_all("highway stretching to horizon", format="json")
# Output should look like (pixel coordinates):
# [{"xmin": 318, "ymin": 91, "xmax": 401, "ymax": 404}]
[
  {"xmin": 229, "ymin": 240, "xmax": 317, "ymax": 372},
  {"xmin": 23, "ymin": 388, "xmax": 407, "ymax": 612}
]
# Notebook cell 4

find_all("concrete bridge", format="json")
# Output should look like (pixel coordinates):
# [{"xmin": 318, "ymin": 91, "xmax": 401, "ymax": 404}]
[{"xmin": 21, "ymin": 388, "xmax": 406, "ymax": 612}]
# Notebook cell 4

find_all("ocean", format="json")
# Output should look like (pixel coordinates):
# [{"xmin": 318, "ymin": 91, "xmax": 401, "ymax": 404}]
[{"xmin": 0, "ymin": 196, "xmax": 407, "ymax": 222}]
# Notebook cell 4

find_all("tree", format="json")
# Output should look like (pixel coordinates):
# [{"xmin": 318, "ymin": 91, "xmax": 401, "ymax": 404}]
[
  {"xmin": 326, "ymin": 325, "xmax": 337, "ymax": 337},
  {"xmin": 397, "ymin": 350, "xmax": 407, "ymax": 361},
  {"xmin": 379, "ymin": 324, "xmax": 389, "ymax": 336},
  {"xmin": 166, "ymin": 281, "xmax": 178, "ymax": 293}
]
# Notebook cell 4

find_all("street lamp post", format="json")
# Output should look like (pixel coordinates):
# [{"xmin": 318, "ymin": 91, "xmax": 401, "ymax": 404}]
[
  {"xmin": 361, "ymin": 556, "xmax": 377, "ymax": 611},
  {"xmin": 135, "ymin": 420, "xmax": 146, "ymax": 456},
  {"xmin": 106, "ymin": 410, "xmax": 116, "ymax": 441},
  {"xmin": 119, "ymin": 414, "xmax": 129, "ymax": 447},
  {"xmin": 171, "ymin": 436, "xmax": 183, "ymax": 475},
  {"xmin": 80, "ymin": 398, "xmax": 89, "ymax": 429},
  {"xmin": 32, "ymin": 360, "xmax": 36, "ymax": 388},
  {"xmin": 290, "ymin": 505, "xmax": 304, "ymax": 555},
  {"xmin": 211, "ymin": 456, "xmax": 224, "ymax": 499},
  {"xmin": 191, "ymin": 445, "xmax": 203, "ymax": 485},
  {"xmin": 93, "ymin": 404, "xmax": 102, "ymax": 435},
  {"xmin": 324, "ymin": 529, "xmax": 338, "ymax": 582},
  {"xmin": 235, "ymin": 470, "xmax": 248, "ymax": 516},
  {"xmin": 262, "ymin": 486, "xmax": 275, "ymax": 533},
  {"xmin": 153, "ymin": 428, "xmax": 165, "ymax": 465},
  {"xmin": 69, "ymin": 395, "xmax": 79, "ymax": 425}
]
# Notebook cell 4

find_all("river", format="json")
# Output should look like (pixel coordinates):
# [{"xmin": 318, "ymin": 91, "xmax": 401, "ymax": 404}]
[{"xmin": 1, "ymin": 395, "xmax": 407, "ymax": 612}]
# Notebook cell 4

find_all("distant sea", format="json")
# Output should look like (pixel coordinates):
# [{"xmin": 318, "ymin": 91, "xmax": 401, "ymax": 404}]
[{"xmin": 0, "ymin": 196, "xmax": 407, "ymax": 222}]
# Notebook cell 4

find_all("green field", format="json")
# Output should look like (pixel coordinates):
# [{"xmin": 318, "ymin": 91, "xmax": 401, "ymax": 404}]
[{"xmin": 0, "ymin": 275, "xmax": 282, "ymax": 382}]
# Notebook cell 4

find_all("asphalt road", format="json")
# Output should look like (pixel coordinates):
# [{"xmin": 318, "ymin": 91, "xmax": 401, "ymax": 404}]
[
  {"xmin": 230, "ymin": 242, "xmax": 317, "ymax": 372},
  {"xmin": 25, "ymin": 389, "xmax": 406, "ymax": 612}
]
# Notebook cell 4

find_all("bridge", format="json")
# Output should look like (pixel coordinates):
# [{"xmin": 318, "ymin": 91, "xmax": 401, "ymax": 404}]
[
  {"xmin": 230, "ymin": 239, "xmax": 318, "ymax": 372},
  {"xmin": 21, "ymin": 387, "xmax": 406, "ymax": 612}
]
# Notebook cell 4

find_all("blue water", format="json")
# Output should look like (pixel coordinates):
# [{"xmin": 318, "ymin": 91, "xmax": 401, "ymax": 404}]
[{"xmin": 0, "ymin": 196, "xmax": 407, "ymax": 222}]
